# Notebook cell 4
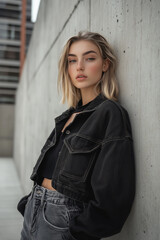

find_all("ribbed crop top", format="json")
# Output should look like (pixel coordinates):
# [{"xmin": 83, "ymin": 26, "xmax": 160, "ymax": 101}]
[{"xmin": 36, "ymin": 99, "xmax": 92, "ymax": 185}]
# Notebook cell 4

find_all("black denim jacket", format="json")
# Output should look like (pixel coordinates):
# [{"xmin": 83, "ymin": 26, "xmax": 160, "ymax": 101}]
[{"xmin": 30, "ymin": 93, "xmax": 135, "ymax": 240}]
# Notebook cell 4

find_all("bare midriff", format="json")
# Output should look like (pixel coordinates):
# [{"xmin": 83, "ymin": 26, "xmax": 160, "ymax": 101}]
[
  {"xmin": 41, "ymin": 178, "xmax": 56, "ymax": 191},
  {"xmin": 41, "ymin": 112, "xmax": 80, "ymax": 191}
]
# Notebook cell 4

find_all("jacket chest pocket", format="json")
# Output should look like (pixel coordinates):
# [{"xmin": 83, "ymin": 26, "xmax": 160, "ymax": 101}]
[{"xmin": 60, "ymin": 135, "xmax": 101, "ymax": 182}]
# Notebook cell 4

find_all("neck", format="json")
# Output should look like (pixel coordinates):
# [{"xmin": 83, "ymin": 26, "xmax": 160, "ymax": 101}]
[{"xmin": 80, "ymin": 89, "xmax": 100, "ymax": 106}]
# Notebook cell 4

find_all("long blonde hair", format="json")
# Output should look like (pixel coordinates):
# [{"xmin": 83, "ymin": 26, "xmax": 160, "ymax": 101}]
[{"xmin": 58, "ymin": 31, "xmax": 119, "ymax": 108}]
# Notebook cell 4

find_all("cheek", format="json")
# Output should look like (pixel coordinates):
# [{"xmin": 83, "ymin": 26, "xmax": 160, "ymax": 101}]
[
  {"xmin": 68, "ymin": 66, "xmax": 73, "ymax": 78},
  {"xmin": 88, "ymin": 62, "xmax": 103, "ymax": 74}
]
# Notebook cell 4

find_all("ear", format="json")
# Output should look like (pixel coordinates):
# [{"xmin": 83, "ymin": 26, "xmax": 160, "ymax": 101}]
[{"xmin": 102, "ymin": 59, "xmax": 110, "ymax": 72}]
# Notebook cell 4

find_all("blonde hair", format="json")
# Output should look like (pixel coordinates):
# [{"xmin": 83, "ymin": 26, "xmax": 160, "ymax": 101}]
[{"xmin": 58, "ymin": 31, "xmax": 119, "ymax": 108}]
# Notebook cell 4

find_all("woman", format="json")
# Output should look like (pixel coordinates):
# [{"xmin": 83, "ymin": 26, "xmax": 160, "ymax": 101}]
[{"xmin": 18, "ymin": 31, "xmax": 135, "ymax": 240}]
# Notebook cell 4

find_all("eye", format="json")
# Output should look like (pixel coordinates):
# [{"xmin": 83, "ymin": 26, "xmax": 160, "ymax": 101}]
[
  {"xmin": 86, "ymin": 58, "xmax": 96, "ymax": 61},
  {"xmin": 68, "ymin": 59, "xmax": 76, "ymax": 63}
]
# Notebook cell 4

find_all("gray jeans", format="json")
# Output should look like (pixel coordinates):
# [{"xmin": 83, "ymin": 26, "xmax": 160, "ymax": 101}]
[{"xmin": 20, "ymin": 184, "xmax": 87, "ymax": 240}]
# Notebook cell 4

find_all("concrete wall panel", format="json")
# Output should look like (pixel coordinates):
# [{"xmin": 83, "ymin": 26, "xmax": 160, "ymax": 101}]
[{"xmin": 90, "ymin": 1, "xmax": 160, "ymax": 240}]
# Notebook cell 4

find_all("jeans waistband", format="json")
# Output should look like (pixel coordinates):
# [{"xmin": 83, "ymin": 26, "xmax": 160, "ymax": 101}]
[{"xmin": 32, "ymin": 184, "xmax": 87, "ymax": 209}]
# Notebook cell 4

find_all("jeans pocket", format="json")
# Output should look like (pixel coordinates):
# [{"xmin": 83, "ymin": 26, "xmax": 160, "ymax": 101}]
[{"xmin": 42, "ymin": 202, "xmax": 69, "ymax": 231}]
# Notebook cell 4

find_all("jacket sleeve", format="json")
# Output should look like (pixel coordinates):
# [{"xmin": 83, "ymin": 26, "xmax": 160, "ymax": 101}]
[{"xmin": 69, "ymin": 107, "xmax": 135, "ymax": 240}]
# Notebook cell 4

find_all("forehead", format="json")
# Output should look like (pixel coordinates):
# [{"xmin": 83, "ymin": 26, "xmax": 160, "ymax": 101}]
[{"xmin": 69, "ymin": 40, "xmax": 100, "ymax": 55}]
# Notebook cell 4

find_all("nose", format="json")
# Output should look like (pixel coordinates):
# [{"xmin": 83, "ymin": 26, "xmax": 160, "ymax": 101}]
[{"xmin": 76, "ymin": 59, "xmax": 84, "ymax": 71}]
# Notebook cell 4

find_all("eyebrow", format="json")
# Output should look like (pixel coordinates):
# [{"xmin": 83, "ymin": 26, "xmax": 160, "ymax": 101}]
[{"xmin": 68, "ymin": 50, "xmax": 98, "ymax": 57}]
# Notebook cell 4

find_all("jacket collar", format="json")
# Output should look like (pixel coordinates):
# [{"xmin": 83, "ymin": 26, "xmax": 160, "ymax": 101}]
[
  {"xmin": 77, "ymin": 92, "xmax": 107, "ymax": 111},
  {"xmin": 55, "ymin": 93, "xmax": 107, "ymax": 123}
]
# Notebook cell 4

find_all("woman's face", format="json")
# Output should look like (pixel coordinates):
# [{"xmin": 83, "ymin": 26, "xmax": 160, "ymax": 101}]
[{"xmin": 67, "ymin": 40, "xmax": 109, "ymax": 92}]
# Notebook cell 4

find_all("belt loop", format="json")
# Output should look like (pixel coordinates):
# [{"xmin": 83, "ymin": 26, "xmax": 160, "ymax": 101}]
[
  {"xmin": 31, "ymin": 183, "xmax": 37, "ymax": 199},
  {"xmin": 40, "ymin": 188, "xmax": 46, "ymax": 208}
]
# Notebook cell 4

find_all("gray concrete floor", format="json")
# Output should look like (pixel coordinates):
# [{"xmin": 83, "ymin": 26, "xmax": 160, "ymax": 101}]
[{"xmin": 0, "ymin": 158, "xmax": 23, "ymax": 240}]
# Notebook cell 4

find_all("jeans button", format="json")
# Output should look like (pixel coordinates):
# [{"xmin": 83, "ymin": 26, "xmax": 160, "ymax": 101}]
[{"xmin": 66, "ymin": 130, "xmax": 70, "ymax": 134}]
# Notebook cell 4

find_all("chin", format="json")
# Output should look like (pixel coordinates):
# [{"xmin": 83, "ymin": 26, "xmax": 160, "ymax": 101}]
[{"xmin": 74, "ymin": 83, "xmax": 94, "ymax": 89}]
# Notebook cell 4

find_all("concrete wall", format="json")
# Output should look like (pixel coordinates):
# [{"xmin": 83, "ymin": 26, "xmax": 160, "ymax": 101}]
[
  {"xmin": 14, "ymin": 0, "xmax": 160, "ymax": 239},
  {"xmin": 0, "ymin": 104, "xmax": 14, "ymax": 157}
]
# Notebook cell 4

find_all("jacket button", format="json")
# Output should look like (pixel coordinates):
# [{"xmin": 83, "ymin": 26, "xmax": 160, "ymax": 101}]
[{"xmin": 65, "ymin": 130, "xmax": 70, "ymax": 134}]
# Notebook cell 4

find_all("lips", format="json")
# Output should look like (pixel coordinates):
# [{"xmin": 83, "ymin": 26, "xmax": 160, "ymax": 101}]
[{"xmin": 76, "ymin": 74, "xmax": 87, "ymax": 79}]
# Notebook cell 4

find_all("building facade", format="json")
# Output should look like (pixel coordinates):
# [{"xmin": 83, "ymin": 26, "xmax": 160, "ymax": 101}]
[
  {"xmin": 0, "ymin": 0, "xmax": 34, "ymax": 156},
  {"xmin": 0, "ymin": 0, "xmax": 33, "ymax": 104}
]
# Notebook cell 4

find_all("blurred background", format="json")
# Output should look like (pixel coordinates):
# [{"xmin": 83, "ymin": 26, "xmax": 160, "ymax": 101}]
[
  {"xmin": 0, "ymin": 0, "xmax": 160, "ymax": 240},
  {"xmin": 0, "ymin": 0, "xmax": 40, "ymax": 239}
]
